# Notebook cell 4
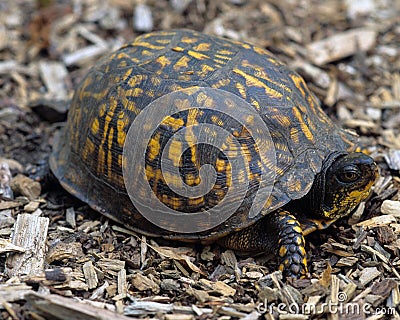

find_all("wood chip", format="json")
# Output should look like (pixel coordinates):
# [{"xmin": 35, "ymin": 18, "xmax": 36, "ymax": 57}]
[
  {"xmin": 46, "ymin": 241, "xmax": 84, "ymax": 263},
  {"xmin": 38, "ymin": 60, "xmax": 69, "ymax": 100},
  {"xmin": 359, "ymin": 267, "xmax": 380, "ymax": 286},
  {"xmin": 306, "ymin": 28, "xmax": 377, "ymax": 65},
  {"xmin": 10, "ymin": 174, "xmax": 41, "ymax": 201},
  {"xmin": 83, "ymin": 261, "xmax": 98, "ymax": 290},
  {"xmin": 355, "ymin": 215, "xmax": 397, "ymax": 229},
  {"xmin": 0, "ymin": 238, "xmax": 25, "ymax": 254},
  {"xmin": 117, "ymin": 268, "xmax": 127, "ymax": 299},
  {"xmin": 6, "ymin": 214, "xmax": 49, "ymax": 277},
  {"xmin": 199, "ymin": 278, "xmax": 236, "ymax": 296},
  {"xmin": 150, "ymin": 245, "xmax": 205, "ymax": 275},
  {"xmin": 25, "ymin": 292, "xmax": 133, "ymax": 320},
  {"xmin": 130, "ymin": 273, "xmax": 160, "ymax": 294}
]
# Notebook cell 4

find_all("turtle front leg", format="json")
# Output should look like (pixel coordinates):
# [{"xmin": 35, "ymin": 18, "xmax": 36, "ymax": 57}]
[{"xmin": 218, "ymin": 210, "xmax": 308, "ymax": 278}]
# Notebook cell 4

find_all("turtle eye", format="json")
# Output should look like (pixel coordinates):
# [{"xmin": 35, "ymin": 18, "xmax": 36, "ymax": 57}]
[{"xmin": 337, "ymin": 165, "xmax": 362, "ymax": 183}]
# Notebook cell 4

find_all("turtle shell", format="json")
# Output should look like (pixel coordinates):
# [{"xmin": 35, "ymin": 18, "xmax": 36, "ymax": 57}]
[{"xmin": 49, "ymin": 29, "xmax": 357, "ymax": 240}]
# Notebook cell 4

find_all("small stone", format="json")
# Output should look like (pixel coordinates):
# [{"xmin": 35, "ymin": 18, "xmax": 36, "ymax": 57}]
[
  {"xmin": 245, "ymin": 271, "xmax": 263, "ymax": 279},
  {"xmin": 384, "ymin": 149, "xmax": 400, "ymax": 170},
  {"xmin": 133, "ymin": 4, "xmax": 153, "ymax": 32},
  {"xmin": 366, "ymin": 107, "xmax": 382, "ymax": 121},
  {"xmin": 381, "ymin": 200, "xmax": 400, "ymax": 216},
  {"xmin": 345, "ymin": 0, "xmax": 376, "ymax": 20},
  {"xmin": 0, "ymin": 162, "xmax": 13, "ymax": 199},
  {"xmin": 170, "ymin": 0, "xmax": 192, "ymax": 13},
  {"xmin": 160, "ymin": 278, "xmax": 180, "ymax": 291}
]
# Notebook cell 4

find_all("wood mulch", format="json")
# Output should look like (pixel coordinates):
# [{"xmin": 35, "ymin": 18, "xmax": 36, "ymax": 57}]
[{"xmin": 0, "ymin": 0, "xmax": 399, "ymax": 319}]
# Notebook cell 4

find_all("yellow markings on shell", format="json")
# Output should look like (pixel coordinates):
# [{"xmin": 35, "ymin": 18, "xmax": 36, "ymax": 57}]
[
  {"xmin": 213, "ymin": 59, "xmax": 228, "ymax": 65},
  {"xmin": 107, "ymin": 127, "xmax": 114, "ymax": 178},
  {"xmin": 188, "ymin": 50, "xmax": 210, "ymax": 60},
  {"xmin": 174, "ymin": 56, "xmax": 191, "ymax": 71},
  {"xmin": 193, "ymin": 43, "xmax": 211, "ymax": 51},
  {"xmin": 91, "ymin": 118, "xmax": 100, "ymax": 135},
  {"xmin": 242, "ymin": 60, "xmax": 291, "ymax": 94},
  {"xmin": 97, "ymin": 145, "xmax": 105, "ymax": 175},
  {"xmin": 196, "ymin": 92, "xmax": 215, "ymax": 108},
  {"xmin": 211, "ymin": 78, "xmax": 230, "ymax": 89},
  {"xmin": 141, "ymin": 50, "xmax": 154, "ymax": 56},
  {"xmin": 292, "ymin": 107, "xmax": 314, "ymax": 143},
  {"xmin": 133, "ymin": 41, "xmax": 165, "ymax": 50},
  {"xmin": 235, "ymin": 82, "xmax": 247, "ymax": 99},
  {"xmin": 147, "ymin": 132, "xmax": 161, "ymax": 161},
  {"xmin": 181, "ymin": 36, "xmax": 198, "ymax": 44},
  {"xmin": 199, "ymin": 64, "xmax": 215, "ymax": 75},
  {"xmin": 290, "ymin": 128, "xmax": 300, "ymax": 144},
  {"xmin": 211, "ymin": 115, "xmax": 223, "ymax": 126},
  {"xmin": 116, "ymin": 113, "xmax": 128, "ymax": 146},
  {"xmin": 252, "ymin": 46, "xmax": 271, "ymax": 57},
  {"xmin": 118, "ymin": 154, "xmax": 122, "ymax": 167},
  {"xmin": 289, "ymin": 73, "xmax": 306, "ymax": 98},
  {"xmin": 164, "ymin": 115, "xmax": 185, "ymax": 131},
  {"xmin": 122, "ymin": 68, "xmax": 133, "ymax": 81},
  {"xmin": 217, "ymin": 49, "xmax": 234, "ymax": 55},
  {"xmin": 188, "ymin": 197, "xmax": 205, "ymax": 207},
  {"xmin": 168, "ymin": 139, "xmax": 182, "ymax": 167},
  {"xmin": 82, "ymin": 139, "xmax": 95, "ymax": 161},
  {"xmin": 213, "ymin": 54, "xmax": 232, "ymax": 62},
  {"xmin": 128, "ymin": 75, "xmax": 146, "ymax": 87},
  {"xmin": 171, "ymin": 46, "xmax": 184, "ymax": 52},
  {"xmin": 185, "ymin": 173, "xmax": 201, "ymax": 186},
  {"xmin": 272, "ymin": 113, "xmax": 291, "ymax": 127},
  {"xmin": 163, "ymin": 171, "xmax": 182, "ymax": 188},
  {"xmin": 156, "ymin": 56, "xmax": 171, "ymax": 69}
]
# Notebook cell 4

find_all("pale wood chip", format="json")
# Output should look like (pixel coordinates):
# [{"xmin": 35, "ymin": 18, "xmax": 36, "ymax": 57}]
[
  {"xmin": 0, "ymin": 238, "xmax": 25, "ymax": 254},
  {"xmin": 336, "ymin": 256, "xmax": 358, "ymax": 267},
  {"xmin": 0, "ymin": 283, "xmax": 34, "ymax": 304},
  {"xmin": 151, "ymin": 246, "xmax": 205, "ymax": 275},
  {"xmin": 199, "ymin": 278, "xmax": 236, "ymax": 296},
  {"xmin": 90, "ymin": 281, "xmax": 109, "ymax": 301},
  {"xmin": 62, "ymin": 45, "xmax": 109, "ymax": 66},
  {"xmin": 25, "ymin": 292, "xmax": 132, "ymax": 320},
  {"xmin": 97, "ymin": 258, "xmax": 125, "ymax": 274},
  {"xmin": 306, "ymin": 28, "xmax": 377, "ymax": 65},
  {"xmin": 65, "ymin": 207, "xmax": 76, "ymax": 229},
  {"xmin": 130, "ymin": 273, "xmax": 160, "ymax": 294},
  {"xmin": 83, "ymin": 261, "xmax": 98, "ymax": 290},
  {"xmin": 355, "ymin": 215, "xmax": 397, "ymax": 229},
  {"xmin": 6, "ymin": 214, "xmax": 49, "ymax": 277},
  {"xmin": 359, "ymin": 267, "xmax": 381, "ymax": 286},
  {"xmin": 23, "ymin": 201, "xmax": 40, "ymax": 213},
  {"xmin": 38, "ymin": 60, "xmax": 69, "ymax": 100},
  {"xmin": 117, "ymin": 268, "xmax": 127, "ymax": 299}
]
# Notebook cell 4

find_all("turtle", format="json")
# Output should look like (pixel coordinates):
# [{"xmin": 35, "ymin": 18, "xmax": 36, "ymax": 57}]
[{"xmin": 50, "ymin": 29, "xmax": 379, "ymax": 278}]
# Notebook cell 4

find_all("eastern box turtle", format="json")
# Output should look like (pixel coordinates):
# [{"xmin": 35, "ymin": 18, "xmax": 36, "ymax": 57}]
[{"xmin": 50, "ymin": 29, "xmax": 379, "ymax": 278}]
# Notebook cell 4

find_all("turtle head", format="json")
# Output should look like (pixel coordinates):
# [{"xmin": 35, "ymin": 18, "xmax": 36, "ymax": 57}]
[{"xmin": 307, "ymin": 152, "xmax": 379, "ymax": 220}]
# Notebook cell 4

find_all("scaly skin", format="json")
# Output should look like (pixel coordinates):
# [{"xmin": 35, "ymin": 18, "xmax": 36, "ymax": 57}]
[{"xmin": 220, "ymin": 209, "xmax": 307, "ymax": 279}]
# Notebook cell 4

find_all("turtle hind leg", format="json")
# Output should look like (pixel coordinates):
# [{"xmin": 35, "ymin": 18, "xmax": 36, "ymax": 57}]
[{"xmin": 218, "ymin": 210, "xmax": 308, "ymax": 279}]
